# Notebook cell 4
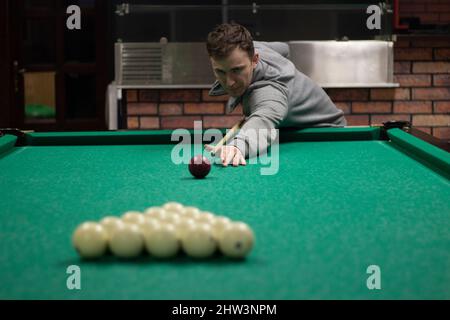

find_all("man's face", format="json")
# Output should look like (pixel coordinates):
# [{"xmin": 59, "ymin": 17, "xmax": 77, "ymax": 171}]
[{"xmin": 210, "ymin": 47, "xmax": 259, "ymax": 98}]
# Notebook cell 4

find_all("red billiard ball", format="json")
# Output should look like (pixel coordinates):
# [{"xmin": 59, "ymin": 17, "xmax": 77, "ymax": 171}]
[{"xmin": 189, "ymin": 155, "xmax": 211, "ymax": 179}]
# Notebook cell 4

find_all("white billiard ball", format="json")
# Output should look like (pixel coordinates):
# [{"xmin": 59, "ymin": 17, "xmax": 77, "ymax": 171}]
[
  {"xmin": 158, "ymin": 213, "xmax": 181, "ymax": 225},
  {"xmin": 139, "ymin": 218, "xmax": 161, "ymax": 234},
  {"xmin": 181, "ymin": 206, "xmax": 201, "ymax": 220},
  {"xmin": 172, "ymin": 218, "xmax": 196, "ymax": 240},
  {"xmin": 219, "ymin": 222, "xmax": 254, "ymax": 258},
  {"xmin": 144, "ymin": 207, "xmax": 164, "ymax": 217},
  {"xmin": 195, "ymin": 211, "xmax": 216, "ymax": 225},
  {"xmin": 162, "ymin": 202, "xmax": 184, "ymax": 213},
  {"xmin": 121, "ymin": 211, "xmax": 146, "ymax": 226},
  {"xmin": 181, "ymin": 223, "xmax": 217, "ymax": 258},
  {"xmin": 99, "ymin": 216, "xmax": 124, "ymax": 239},
  {"xmin": 109, "ymin": 223, "xmax": 144, "ymax": 258},
  {"xmin": 210, "ymin": 216, "xmax": 232, "ymax": 240},
  {"xmin": 72, "ymin": 222, "xmax": 108, "ymax": 259},
  {"xmin": 143, "ymin": 223, "xmax": 179, "ymax": 258}
]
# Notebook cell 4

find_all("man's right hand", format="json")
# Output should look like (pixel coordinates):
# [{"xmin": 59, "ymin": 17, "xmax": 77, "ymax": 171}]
[{"xmin": 205, "ymin": 144, "xmax": 246, "ymax": 167}]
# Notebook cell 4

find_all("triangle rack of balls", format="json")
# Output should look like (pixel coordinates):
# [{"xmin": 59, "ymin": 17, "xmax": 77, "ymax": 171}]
[{"xmin": 72, "ymin": 202, "xmax": 255, "ymax": 260}]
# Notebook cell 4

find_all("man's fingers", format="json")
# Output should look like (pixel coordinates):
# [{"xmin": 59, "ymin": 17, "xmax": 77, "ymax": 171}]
[
  {"xmin": 223, "ymin": 149, "xmax": 235, "ymax": 166},
  {"xmin": 240, "ymin": 156, "xmax": 247, "ymax": 166},
  {"xmin": 232, "ymin": 154, "xmax": 240, "ymax": 167}
]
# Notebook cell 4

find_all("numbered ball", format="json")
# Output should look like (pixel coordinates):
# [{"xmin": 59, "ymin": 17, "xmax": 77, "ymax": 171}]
[
  {"xmin": 182, "ymin": 223, "xmax": 217, "ymax": 258},
  {"xmin": 219, "ymin": 222, "xmax": 254, "ymax": 259}
]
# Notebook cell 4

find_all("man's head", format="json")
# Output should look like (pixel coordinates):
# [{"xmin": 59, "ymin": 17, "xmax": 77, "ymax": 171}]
[{"xmin": 206, "ymin": 23, "xmax": 259, "ymax": 97}]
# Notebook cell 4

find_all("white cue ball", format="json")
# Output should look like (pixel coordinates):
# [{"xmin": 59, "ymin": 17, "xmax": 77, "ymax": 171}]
[
  {"xmin": 109, "ymin": 223, "xmax": 144, "ymax": 258},
  {"xmin": 72, "ymin": 222, "xmax": 108, "ymax": 259},
  {"xmin": 210, "ymin": 216, "xmax": 232, "ymax": 240},
  {"xmin": 181, "ymin": 223, "xmax": 217, "ymax": 258},
  {"xmin": 121, "ymin": 211, "xmax": 146, "ymax": 226},
  {"xmin": 99, "ymin": 216, "xmax": 124, "ymax": 239},
  {"xmin": 219, "ymin": 222, "xmax": 254, "ymax": 259},
  {"xmin": 143, "ymin": 223, "xmax": 179, "ymax": 258}
]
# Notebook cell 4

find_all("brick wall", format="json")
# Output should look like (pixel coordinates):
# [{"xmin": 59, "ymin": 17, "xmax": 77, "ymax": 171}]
[
  {"xmin": 125, "ymin": 35, "xmax": 450, "ymax": 141},
  {"xmin": 399, "ymin": 0, "xmax": 450, "ymax": 25}
]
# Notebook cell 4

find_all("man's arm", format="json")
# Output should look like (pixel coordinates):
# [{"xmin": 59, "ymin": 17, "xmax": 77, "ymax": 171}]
[{"xmin": 231, "ymin": 85, "xmax": 288, "ymax": 158}]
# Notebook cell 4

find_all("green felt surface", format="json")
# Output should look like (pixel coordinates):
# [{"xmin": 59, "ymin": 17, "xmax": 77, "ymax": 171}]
[{"xmin": 0, "ymin": 131, "xmax": 449, "ymax": 299}]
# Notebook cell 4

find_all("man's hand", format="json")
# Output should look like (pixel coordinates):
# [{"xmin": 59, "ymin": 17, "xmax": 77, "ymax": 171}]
[{"xmin": 205, "ymin": 145, "xmax": 246, "ymax": 167}]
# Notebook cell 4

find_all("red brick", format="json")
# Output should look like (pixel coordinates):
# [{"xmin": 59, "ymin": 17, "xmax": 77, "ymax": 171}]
[
  {"xmin": 413, "ymin": 115, "xmax": 450, "ymax": 126},
  {"xmin": 127, "ymin": 103, "xmax": 158, "ymax": 116},
  {"xmin": 140, "ymin": 117, "xmax": 160, "ymax": 129},
  {"xmin": 394, "ymin": 101, "xmax": 432, "ymax": 113},
  {"xmin": 158, "ymin": 103, "xmax": 183, "ymax": 116},
  {"xmin": 427, "ymin": 4, "xmax": 450, "ymax": 13},
  {"xmin": 139, "ymin": 90, "xmax": 159, "ymax": 102},
  {"xmin": 334, "ymin": 102, "xmax": 351, "ymax": 114},
  {"xmin": 394, "ymin": 48, "xmax": 432, "ymax": 61},
  {"xmin": 203, "ymin": 116, "xmax": 243, "ymax": 128},
  {"xmin": 433, "ymin": 74, "xmax": 450, "ymax": 86},
  {"xmin": 434, "ymin": 101, "xmax": 450, "ymax": 113},
  {"xmin": 394, "ymin": 61, "xmax": 411, "ymax": 74},
  {"xmin": 433, "ymin": 127, "xmax": 450, "ymax": 140},
  {"xmin": 352, "ymin": 102, "xmax": 392, "ymax": 113},
  {"xmin": 416, "ymin": 13, "xmax": 440, "ymax": 24},
  {"xmin": 413, "ymin": 88, "xmax": 450, "ymax": 100},
  {"xmin": 127, "ymin": 90, "xmax": 138, "ymax": 102},
  {"xmin": 160, "ymin": 116, "xmax": 202, "ymax": 129},
  {"xmin": 394, "ymin": 39, "xmax": 410, "ymax": 48},
  {"xmin": 434, "ymin": 48, "xmax": 450, "ymax": 61},
  {"xmin": 160, "ymin": 90, "xmax": 201, "ymax": 102},
  {"xmin": 415, "ymin": 127, "xmax": 432, "ymax": 135},
  {"xmin": 371, "ymin": 88, "xmax": 410, "ymax": 100},
  {"xmin": 202, "ymin": 90, "xmax": 229, "ymax": 102},
  {"xmin": 230, "ymin": 104, "xmax": 244, "ymax": 115},
  {"xmin": 184, "ymin": 103, "xmax": 224, "ymax": 115},
  {"xmin": 345, "ymin": 115, "xmax": 370, "ymax": 126},
  {"xmin": 413, "ymin": 62, "xmax": 450, "ymax": 73},
  {"xmin": 400, "ymin": 4, "xmax": 425, "ymax": 13},
  {"xmin": 394, "ymin": 74, "xmax": 431, "ymax": 87},
  {"xmin": 326, "ymin": 89, "xmax": 369, "ymax": 101},
  {"xmin": 127, "ymin": 117, "xmax": 139, "ymax": 129},
  {"xmin": 371, "ymin": 114, "xmax": 411, "ymax": 126},
  {"xmin": 411, "ymin": 39, "xmax": 450, "ymax": 48}
]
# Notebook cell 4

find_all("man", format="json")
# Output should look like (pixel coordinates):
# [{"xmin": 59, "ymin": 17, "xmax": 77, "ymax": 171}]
[{"xmin": 205, "ymin": 23, "xmax": 346, "ymax": 167}]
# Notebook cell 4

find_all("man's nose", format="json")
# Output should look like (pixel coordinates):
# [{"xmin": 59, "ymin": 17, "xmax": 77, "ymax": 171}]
[{"xmin": 226, "ymin": 75, "xmax": 236, "ymax": 87}]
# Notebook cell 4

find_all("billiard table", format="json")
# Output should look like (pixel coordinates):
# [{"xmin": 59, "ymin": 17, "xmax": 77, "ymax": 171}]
[{"xmin": 0, "ymin": 125, "xmax": 449, "ymax": 299}]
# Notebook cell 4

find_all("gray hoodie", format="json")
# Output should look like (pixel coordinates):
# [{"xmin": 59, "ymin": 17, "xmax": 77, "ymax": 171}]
[{"xmin": 208, "ymin": 41, "xmax": 346, "ymax": 157}]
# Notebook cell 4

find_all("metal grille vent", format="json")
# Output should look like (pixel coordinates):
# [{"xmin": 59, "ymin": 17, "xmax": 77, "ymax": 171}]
[{"xmin": 115, "ymin": 43, "xmax": 163, "ymax": 85}]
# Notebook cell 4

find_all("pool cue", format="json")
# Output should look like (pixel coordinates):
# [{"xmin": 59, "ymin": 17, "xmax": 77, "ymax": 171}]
[{"xmin": 207, "ymin": 118, "xmax": 246, "ymax": 156}]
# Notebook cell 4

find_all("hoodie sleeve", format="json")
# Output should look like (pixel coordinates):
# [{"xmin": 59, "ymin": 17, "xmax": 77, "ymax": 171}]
[{"xmin": 230, "ymin": 85, "xmax": 288, "ymax": 158}]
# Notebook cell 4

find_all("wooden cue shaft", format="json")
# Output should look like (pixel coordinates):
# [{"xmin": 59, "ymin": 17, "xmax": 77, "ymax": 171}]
[{"xmin": 210, "ymin": 118, "xmax": 245, "ymax": 154}]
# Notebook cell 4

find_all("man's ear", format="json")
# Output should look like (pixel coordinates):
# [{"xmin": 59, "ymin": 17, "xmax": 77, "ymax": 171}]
[{"xmin": 252, "ymin": 53, "xmax": 259, "ymax": 68}]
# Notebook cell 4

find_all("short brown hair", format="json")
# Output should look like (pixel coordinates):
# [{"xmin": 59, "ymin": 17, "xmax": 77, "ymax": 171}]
[{"xmin": 206, "ymin": 23, "xmax": 254, "ymax": 59}]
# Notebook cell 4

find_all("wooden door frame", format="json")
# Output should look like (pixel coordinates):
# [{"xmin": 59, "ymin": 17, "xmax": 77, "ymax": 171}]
[
  {"xmin": 1, "ymin": 0, "xmax": 108, "ymax": 131},
  {"xmin": 0, "ymin": 0, "xmax": 13, "ymax": 128}
]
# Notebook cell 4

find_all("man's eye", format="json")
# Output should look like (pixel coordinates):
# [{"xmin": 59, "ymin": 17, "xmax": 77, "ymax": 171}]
[{"xmin": 232, "ymin": 69, "xmax": 242, "ymax": 74}]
